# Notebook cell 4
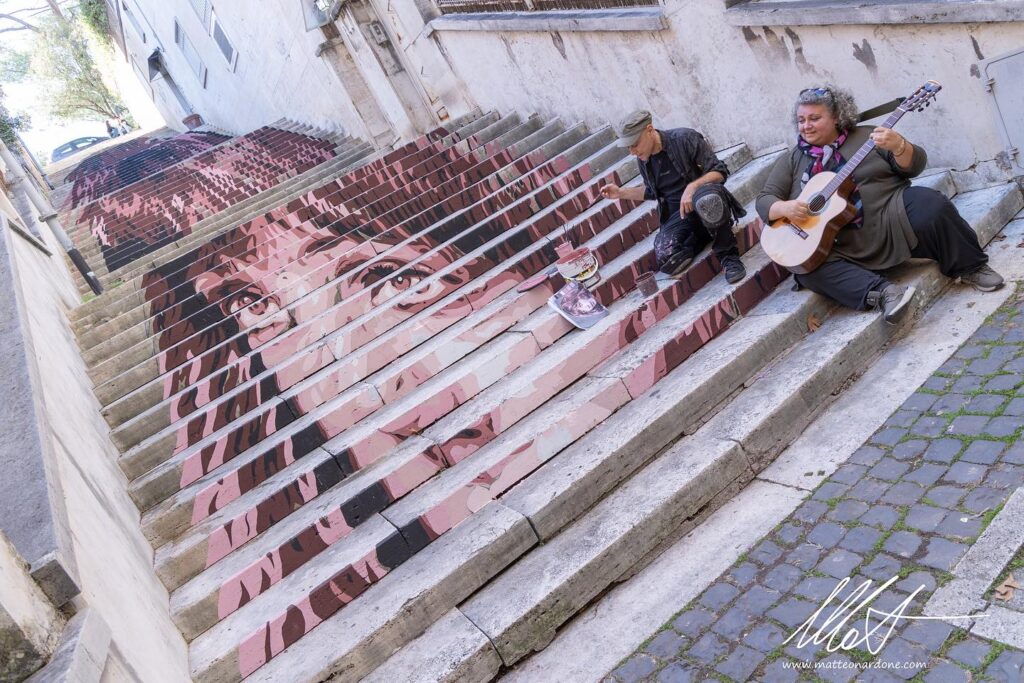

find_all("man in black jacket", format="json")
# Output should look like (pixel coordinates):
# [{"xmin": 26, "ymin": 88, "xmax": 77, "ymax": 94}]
[{"xmin": 600, "ymin": 110, "xmax": 746, "ymax": 283}]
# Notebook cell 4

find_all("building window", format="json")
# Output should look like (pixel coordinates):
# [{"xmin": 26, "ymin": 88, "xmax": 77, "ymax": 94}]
[
  {"xmin": 209, "ymin": 9, "xmax": 237, "ymax": 70},
  {"xmin": 121, "ymin": 0, "xmax": 146, "ymax": 42},
  {"xmin": 187, "ymin": 0, "xmax": 212, "ymax": 24},
  {"xmin": 174, "ymin": 20, "xmax": 208, "ymax": 86}
]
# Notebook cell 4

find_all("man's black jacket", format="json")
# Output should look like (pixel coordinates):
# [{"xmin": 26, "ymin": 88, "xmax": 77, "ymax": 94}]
[{"xmin": 639, "ymin": 127, "xmax": 730, "ymax": 224}]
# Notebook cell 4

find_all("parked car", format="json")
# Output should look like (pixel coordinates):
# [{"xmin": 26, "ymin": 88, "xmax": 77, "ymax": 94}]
[{"xmin": 50, "ymin": 136, "xmax": 109, "ymax": 162}]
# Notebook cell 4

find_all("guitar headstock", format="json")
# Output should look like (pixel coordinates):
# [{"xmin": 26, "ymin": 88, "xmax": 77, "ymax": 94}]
[{"xmin": 900, "ymin": 80, "xmax": 942, "ymax": 112}]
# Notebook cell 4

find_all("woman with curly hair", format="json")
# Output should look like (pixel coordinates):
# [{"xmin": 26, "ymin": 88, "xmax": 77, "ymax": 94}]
[{"xmin": 757, "ymin": 85, "xmax": 1003, "ymax": 324}]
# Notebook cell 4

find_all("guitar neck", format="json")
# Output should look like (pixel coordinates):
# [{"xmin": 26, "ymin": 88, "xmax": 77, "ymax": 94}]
[{"xmin": 823, "ymin": 108, "xmax": 907, "ymax": 196}]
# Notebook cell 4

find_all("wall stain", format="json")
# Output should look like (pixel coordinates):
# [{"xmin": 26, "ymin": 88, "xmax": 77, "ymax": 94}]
[
  {"xmin": 550, "ymin": 31, "xmax": 567, "ymax": 61},
  {"xmin": 500, "ymin": 34, "xmax": 519, "ymax": 67},
  {"xmin": 971, "ymin": 35, "xmax": 985, "ymax": 61},
  {"xmin": 784, "ymin": 28, "xmax": 811, "ymax": 73},
  {"xmin": 851, "ymin": 39, "xmax": 878, "ymax": 77}
]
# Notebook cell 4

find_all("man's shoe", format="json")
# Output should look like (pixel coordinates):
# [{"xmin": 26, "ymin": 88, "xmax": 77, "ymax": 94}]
[
  {"xmin": 661, "ymin": 251, "xmax": 694, "ymax": 278},
  {"xmin": 960, "ymin": 264, "xmax": 1005, "ymax": 292},
  {"xmin": 721, "ymin": 255, "xmax": 746, "ymax": 284},
  {"xmin": 879, "ymin": 284, "xmax": 915, "ymax": 325}
]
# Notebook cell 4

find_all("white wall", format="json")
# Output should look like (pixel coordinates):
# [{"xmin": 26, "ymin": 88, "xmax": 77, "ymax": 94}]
[
  {"xmin": 426, "ymin": 1, "xmax": 1021, "ymax": 171},
  {"xmin": 122, "ymin": 0, "xmax": 369, "ymax": 136}
]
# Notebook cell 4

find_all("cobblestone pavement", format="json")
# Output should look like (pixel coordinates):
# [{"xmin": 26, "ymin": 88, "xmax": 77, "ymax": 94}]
[{"xmin": 608, "ymin": 290, "xmax": 1024, "ymax": 683}]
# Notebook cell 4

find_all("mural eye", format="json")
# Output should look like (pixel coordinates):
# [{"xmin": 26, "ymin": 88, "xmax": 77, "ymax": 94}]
[{"xmin": 225, "ymin": 287, "xmax": 267, "ymax": 316}]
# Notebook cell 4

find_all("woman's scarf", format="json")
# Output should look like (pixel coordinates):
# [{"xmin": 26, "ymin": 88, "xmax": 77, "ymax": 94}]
[{"xmin": 798, "ymin": 131, "xmax": 863, "ymax": 229}]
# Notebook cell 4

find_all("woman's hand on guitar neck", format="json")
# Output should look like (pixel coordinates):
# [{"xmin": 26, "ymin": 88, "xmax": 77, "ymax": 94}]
[{"xmin": 769, "ymin": 199, "xmax": 811, "ymax": 223}]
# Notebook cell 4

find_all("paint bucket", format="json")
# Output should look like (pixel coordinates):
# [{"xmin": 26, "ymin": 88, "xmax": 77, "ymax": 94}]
[{"xmin": 556, "ymin": 246, "xmax": 600, "ymax": 287}]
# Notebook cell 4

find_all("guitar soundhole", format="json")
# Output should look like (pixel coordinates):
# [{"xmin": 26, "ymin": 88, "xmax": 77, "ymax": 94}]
[{"xmin": 808, "ymin": 194, "xmax": 827, "ymax": 213}]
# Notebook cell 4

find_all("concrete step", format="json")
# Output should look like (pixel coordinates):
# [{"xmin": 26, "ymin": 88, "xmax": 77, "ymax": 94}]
[{"xmin": 364, "ymin": 182, "xmax": 1023, "ymax": 677}]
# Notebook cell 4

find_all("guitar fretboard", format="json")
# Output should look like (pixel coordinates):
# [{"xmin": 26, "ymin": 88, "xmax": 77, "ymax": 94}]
[{"xmin": 820, "ymin": 107, "xmax": 908, "ymax": 197}]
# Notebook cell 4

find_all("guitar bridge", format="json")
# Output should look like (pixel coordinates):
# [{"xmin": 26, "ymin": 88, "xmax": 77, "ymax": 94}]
[{"xmin": 788, "ymin": 224, "xmax": 809, "ymax": 240}]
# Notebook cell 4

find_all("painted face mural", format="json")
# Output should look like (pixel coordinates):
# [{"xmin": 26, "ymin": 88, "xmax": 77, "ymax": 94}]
[
  {"xmin": 63, "ymin": 131, "xmax": 230, "ymax": 210},
  {"xmin": 76, "ymin": 130, "xmax": 336, "ymax": 271}
]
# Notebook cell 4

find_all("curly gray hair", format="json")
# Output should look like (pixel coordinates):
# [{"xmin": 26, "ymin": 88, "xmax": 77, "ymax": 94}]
[{"xmin": 793, "ymin": 85, "xmax": 859, "ymax": 134}]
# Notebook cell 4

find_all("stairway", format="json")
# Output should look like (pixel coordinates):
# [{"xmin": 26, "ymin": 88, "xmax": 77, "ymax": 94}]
[{"xmin": 67, "ymin": 111, "xmax": 1023, "ymax": 682}]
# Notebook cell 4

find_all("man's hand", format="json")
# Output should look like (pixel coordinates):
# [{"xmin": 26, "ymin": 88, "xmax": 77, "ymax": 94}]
[
  {"xmin": 780, "ymin": 200, "xmax": 811, "ymax": 223},
  {"xmin": 681, "ymin": 183, "xmax": 697, "ymax": 215},
  {"xmin": 600, "ymin": 184, "xmax": 623, "ymax": 200}
]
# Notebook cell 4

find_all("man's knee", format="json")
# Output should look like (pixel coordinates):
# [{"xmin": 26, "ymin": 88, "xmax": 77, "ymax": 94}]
[{"xmin": 693, "ymin": 183, "xmax": 734, "ymax": 233}]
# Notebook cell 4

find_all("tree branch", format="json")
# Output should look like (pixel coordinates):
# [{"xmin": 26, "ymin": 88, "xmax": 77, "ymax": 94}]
[{"xmin": 0, "ymin": 13, "xmax": 39, "ymax": 32}]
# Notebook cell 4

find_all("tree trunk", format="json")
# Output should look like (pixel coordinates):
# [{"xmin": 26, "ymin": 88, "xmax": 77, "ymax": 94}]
[{"xmin": 46, "ymin": 0, "xmax": 67, "ymax": 20}]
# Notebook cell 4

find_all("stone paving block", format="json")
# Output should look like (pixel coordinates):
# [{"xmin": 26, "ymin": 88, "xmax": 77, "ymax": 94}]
[
  {"xmin": 710, "ymin": 606, "xmax": 756, "ymax": 639},
  {"xmin": 726, "ymin": 562, "xmax": 760, "ymax": 588},
  {"xmin": 762, "ymin": 563, "xmax": 803, "ymax": 593},
  {"xmin": 849, "ymin": 446, "xmax": 886, "ymax": 467},
  {"xmin": 904, "ymin": 463, "xmax": 947, "ymax": 487},
  {"xmin": 839, "ymin": 526, "xmax": 883, "ymax": 554},
  {"xmin": 861, "ymin": 554, "xmax": 902, "ymax": 581},
  {"xmin": 937, "ymin": 358, "xmax": 967, "ymax": 375},
  {"xmin": 848, "ymin": 478, "xmax": 891, "ymax": 503},
  {"xmin": 806, "ymin": 522, "xmax": 846, "ymax": 549},
  {"xmin": 961, "ymin": 486, "xmax": 1004, "ymax": 513},
  {"xmin": 828, "ymin": 500, "xmax": 869, "ymax": 523},
  {"xmin": 985, "ymin": 415, "xmax": 1024, "ymax": 437},
  {"xmin": 748, "ymin": 540, "xmax": 784, "ymax": 567},
  {"xmin": 881, "ymin": 481, "xmax": 926, "ymax": 506},
  {"xmin": 758, "ymin": 659, "xmax": 799, "ymax": 682},
  {"xmin": 884, "ymin": 531, "xmax": 923, "ymax": 559},
  {"xmin": 685, "ymin": 632, "xmax": 729, "ymax": 665},
  {"xmin": 900, "ymin": 619, "xmax": 954, "ymax": 650},
  {"xmin": 984, "ymin": 374, "xmax": 1022, "ymax": 392},
  {"xmin": 698, "ymin": 583, "xmax": 739, "ymax": 611},
  {"xmin": 894, "ymin": 571, "xmax": 937, "ymax": 595},
  {"xmin": 930, "ymin": 393, "xmax": 970, "ymax": 415},
  {"xmin": 714, "ymin": 644, "xmax": 764, "ymax": 681},
  {"xmin": 774, "ymin": 523, "xmax": 804, "ymax": 547},
  {"xmin": 733, "ymin": 586, "xmax": 781, "ymax": 616},
  {"xmin": 918, "ymin": 537, "xmax": 967, "ymax": 571},
  {"xmin": 903, "ymin": 392, "xmax": 938, "ymax": 411},
  {"xmin": 1002, "ymin": 397, "xmax": 1024, "ymax": 416},
  {"xmin": 871, "ymin": 428, "xmax": 908, "ymax": 446},
  {"xmin": 877, "ymin": 638, "xmax": 931, "ymax": 680},
  {"xmin": 923, "ymin": 661, "xmax": 969, "ymax": 683},
  {"xmin": 831, "ymin": 464, "xmax": 869, "ymax": 486},
  {"xmin": 925, "ymin": 485, "xmax": 967, "ymax": 508},
  {"xmin": 985, "ymin": 465, "xmax": 1024, "ymax": 489},
  {"xmin": 817, "ymin": 655, "xmax": 858, "ymax": 683},
  {"xmin": 818, "ymin": 548, "xmax": 863, "ymax": 579},
  {"xmin": 793, "ymin": 500, "xmax": 828, "ymax": 524},
  {"xmin": 984, "ymin": 649, "xmax": 1024, "ymax": 682},
  {"xmin": 655, "ymin": 662, "xmax": 699, "ymax": 683},
  {"xmin": 891, "ymin": 440, "xmax": 929, "ymax": 461},
  {"xmin": 946, "ymin": 415, "xmax": 990, "ymax": 436},
  {"xmin": 671, "ymin": 609, "xmax": 715, "ymax": 638},
  {"xmin": 905, "ymin": 505, "xmax": 946, "ymax": 533},
  {"xmin": 923, "ymin": 438, "xmax": 963, "ymax": 463},
  {"xmin": 644, "ymin": 630, "xmax": 687, "ymax": 660},
  {"xmin": 885, "ymin": 410, "xmax": 920, "ymax": 428},
  {"xmin": 743, "ymin": 622, "xmax": 786, "ymax": 654},
  {"xmin": 937, "ymin": 512, "xmax": 982, "ymax": 540},
  {"xmin": 812, "ymin": 482, "xmax": 851, "ymax": 502},
  {"xmin": 965, "ymin": 394, "xmax": 1007, "ymax": 414},
  {"xmin": 794, "ymin": 576, "xmax": 839, "ymax": 603},
  {"xmin": 766, "ymin": 598, "xmax": 818, "ymax": 629},
  {"xmin": 954, "ymin": 344, "xmax": 985, "ymax": 360},
  {"xmin": 961, "ymin": 439, "xmax": 1006, "ymax": 464},
  {"xmin": 943, "ymin": 461, "xmax": 988, "ymax": 485},
  {"xmin": 860, "ymin": 505, "xmax": 901, "ymax": 530},
  {"xmin": 967, "ymin": 357, "xmax": 1005, "ymax": 375},
  {"xmin": 611, "ymin": 653, "xmax": 657, "ymax": 682},
  {"xmin": 951, "ymin": 375, "xmax": 984, "ymax": 393},
  {"xmin": 922, "ymin": 376, "xmax": 952, "ymax": 392},
  {"xmin": 946, "ymin": 638, "xmax": 990, "ymax": 668},
  {"xmin": 1002, "ymin": 443, "xmax": 1024, "ymax": 463},
  {"xmin": 869, "ymin": 458, "xmax": 912, "ymax": 482},
  {"xmin": 784, "ymin": 543, "xmax": 822, "ymax": 570}
]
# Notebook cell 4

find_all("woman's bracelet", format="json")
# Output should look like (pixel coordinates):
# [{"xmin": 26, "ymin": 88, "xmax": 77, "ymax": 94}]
[{"xmin": 895, "ymin": 137, "xmax": 908, "ymax": 156}]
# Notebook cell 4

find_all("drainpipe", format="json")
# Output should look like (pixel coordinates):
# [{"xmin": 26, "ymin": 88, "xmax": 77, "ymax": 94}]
[{"xmin": 0, "ymin": 141, "xmax": 103, "ymax": 295}]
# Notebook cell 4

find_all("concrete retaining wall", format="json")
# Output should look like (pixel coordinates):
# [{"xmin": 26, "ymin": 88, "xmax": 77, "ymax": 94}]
[{"xmin": 0, "ymin": 165, "xmax": 190, "ymax": 680}]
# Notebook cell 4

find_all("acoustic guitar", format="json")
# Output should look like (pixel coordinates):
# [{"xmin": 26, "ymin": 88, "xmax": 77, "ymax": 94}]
[{"xmin": 761, "ymin": 81, "xmax": 942, "ymax": 274}]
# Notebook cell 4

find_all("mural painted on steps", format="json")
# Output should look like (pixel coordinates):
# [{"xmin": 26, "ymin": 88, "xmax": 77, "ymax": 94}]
[
  {"xmin": 62, "ymin": 130, "xmax": 231, "ymax": 210},
  {"xmin": 72, "ymin": 128, "xmax": 337, "ymax": 272}
]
